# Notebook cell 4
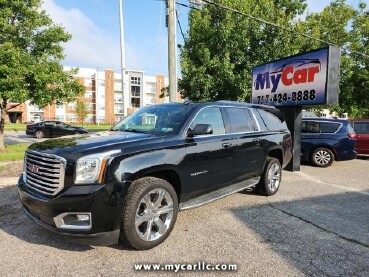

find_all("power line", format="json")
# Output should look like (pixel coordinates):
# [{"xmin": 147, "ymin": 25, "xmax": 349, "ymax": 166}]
[
  {"xmin": 176, "ymin": 10, "xmax": 187, "ymax": 42},
  {"xmin": 178, "ymin": 0, "xmax": 369, "ymax": 59}
]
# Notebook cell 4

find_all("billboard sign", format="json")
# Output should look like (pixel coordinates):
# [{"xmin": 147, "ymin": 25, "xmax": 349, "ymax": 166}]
[{"xmin": 251, "ymin": 46, "xmax": 340, "ymax": 107}]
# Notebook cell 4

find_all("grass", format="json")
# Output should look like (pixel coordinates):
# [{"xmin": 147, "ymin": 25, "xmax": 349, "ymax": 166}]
[
  {"xmin": 0, "ymin": 165, "xmax": 5, "ymax": 170},
  {"xmin": 4, "ymin": 123, "xmax": 112, "ymax": 133},
  {"xmin": 0, "ymin": 143, "xmax": 30, "ymax": 161}
]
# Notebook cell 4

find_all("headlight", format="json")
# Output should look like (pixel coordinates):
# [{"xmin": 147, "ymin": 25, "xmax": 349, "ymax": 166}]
[{"xmin": 75, "ymin": 150, "xmax": 120, "ymax": 184}]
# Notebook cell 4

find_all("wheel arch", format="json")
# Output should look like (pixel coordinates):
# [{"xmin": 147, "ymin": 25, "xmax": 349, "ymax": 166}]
[
  {"xmin": 267, "ymin": 148, "xmax": 284, "ymax": 167},
  {"xmin": 127, "ymin": 167, "xmax": 183, "ymax": 203},
  {"xmin": 310, "ymin": 145, "xmax": 337, "ymax": 160}
]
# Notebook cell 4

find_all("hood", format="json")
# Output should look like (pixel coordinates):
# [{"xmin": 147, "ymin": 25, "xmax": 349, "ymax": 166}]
[{"xmin": 27, "ymin": 131, "xmax": 163, "ymax": 161}]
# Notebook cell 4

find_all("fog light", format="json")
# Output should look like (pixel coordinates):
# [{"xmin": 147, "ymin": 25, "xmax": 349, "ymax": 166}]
[{"xmin": 54, "ymin": 212, "xmax": 92, "ymax": 230}]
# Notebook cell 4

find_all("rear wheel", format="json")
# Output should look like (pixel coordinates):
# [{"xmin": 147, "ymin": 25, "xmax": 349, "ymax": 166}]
[
  {"xmin": 35, "ymin": 130, "xmax": 44, "ymax": 139},
  {"xmin": 257, "ymin": 157, "xmax": 282, "ymax": 196},
  {"xmin": 311, "ymin": 147, "xmax": 334, "ymax": 167},
  {"xmin": 119, "ymin": 177, "xmax": 178, "ymax": 250}
]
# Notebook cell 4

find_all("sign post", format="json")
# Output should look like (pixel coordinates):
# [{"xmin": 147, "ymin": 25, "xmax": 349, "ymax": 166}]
[{"xmin": 251, "ymin": 46, "xmax": 341, "ymax": 171}]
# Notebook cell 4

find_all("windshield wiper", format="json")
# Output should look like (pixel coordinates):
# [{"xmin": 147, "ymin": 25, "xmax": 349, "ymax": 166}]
[{"xmin": 121, "ymin": 129, "xmax": 149, "ymax": 134}]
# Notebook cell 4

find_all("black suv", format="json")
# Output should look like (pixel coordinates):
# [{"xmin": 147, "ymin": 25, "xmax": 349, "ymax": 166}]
[{"xmin": 18, "ymin": 101, "xmax": 292, "ymax": 250}]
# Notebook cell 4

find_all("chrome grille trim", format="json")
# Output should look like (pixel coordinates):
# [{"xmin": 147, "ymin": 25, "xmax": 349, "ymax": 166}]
[{"xmin": 25, "ymin": 150, "xmax": 66, "ymax": 196}]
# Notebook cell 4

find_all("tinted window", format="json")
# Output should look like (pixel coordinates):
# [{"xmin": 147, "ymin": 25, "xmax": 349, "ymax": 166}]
[
  {"xmin": 252, "ymin": 109, "xmax": 268, "ymax": 131},
  {"xmin": 256, "ymin": 109, "xmax": 286, "ymax": 131},
  {"xmin": 320, "ymin": 122, "xmax": 341, "ymax": 133},
  {"xmin": 224, "ymin": 108, "xmax": 255, "ymax": 133},
  {"xmin": 190, "ymin": 107, "xmax": 225, "ymax": 135},
  {"xmin": 302, "ymin": 121, "xmax": 320, "ymax": 133},
  {"xmin": 353, "ymin": 122, "xmax": 369, "ymax": 134}
]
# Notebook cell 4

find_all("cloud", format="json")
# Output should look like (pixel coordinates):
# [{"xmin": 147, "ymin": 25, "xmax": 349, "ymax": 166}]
[{"xmin": 41, "ymin": 0, "xmax": 140, "ymax": 72}]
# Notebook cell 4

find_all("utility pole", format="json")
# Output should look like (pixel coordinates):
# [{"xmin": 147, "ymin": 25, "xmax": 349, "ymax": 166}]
[
  {"xmin": 119, "ymin": 0, "xmax": 127, "ymax": 116},
  {"xmin": 167, "ymin": 0, "xmax": 177, "ymax": 102}
]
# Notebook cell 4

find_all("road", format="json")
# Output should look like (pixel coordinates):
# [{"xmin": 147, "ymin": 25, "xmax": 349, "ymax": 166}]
[
  {"xmin": 4, "ymin": 131, "xmax": 47, "ymax": 145},
  {"xmin": 0, "ymin": 158, "xmax": 369, "ymax": 276}
]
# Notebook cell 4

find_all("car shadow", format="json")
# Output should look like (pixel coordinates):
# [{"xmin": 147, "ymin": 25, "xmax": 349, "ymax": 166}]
[{"xmin": 231, "ymin": 190, "xmax": 369, "ymax": 275}]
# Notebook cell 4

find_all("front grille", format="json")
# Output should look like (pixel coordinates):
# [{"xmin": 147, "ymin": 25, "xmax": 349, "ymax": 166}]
[{"xmin": 25, "ymin": 150, "xmax": 66, "ymax": 196}]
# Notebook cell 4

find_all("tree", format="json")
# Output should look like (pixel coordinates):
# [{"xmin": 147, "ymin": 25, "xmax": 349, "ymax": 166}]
[
  {"xmin": 180, "ymin": 0, "xmax": 369, "ymax": 118},
  {"xmin": 0, "ymin": 0, "xmax": 85, "ymax": 150},
  {"xmin": 295, "ymin": 0, "xmax": 369, "ymax": 118},
  {"xmin": 180, "ymin": 0, "xmax": 307, "ymax": 102},
  {"xmin": 75, "ymin": 100, "xmax": 88, "ymax": 126}
]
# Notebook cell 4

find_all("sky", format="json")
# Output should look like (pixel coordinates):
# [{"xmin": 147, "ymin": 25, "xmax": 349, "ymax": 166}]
[{"xmin": 42, "ymin": 0, "xmax": 363, "ymax": 76}]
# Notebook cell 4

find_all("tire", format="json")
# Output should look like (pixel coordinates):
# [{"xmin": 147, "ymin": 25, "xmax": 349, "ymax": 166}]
[
  {"xmin": 35, "ymin": 131, "xmax": 44, "ymax": 139},
  {"xmin": 119, "ymin": 177, "xmax": 178, "ymax": 250},
  {"xmin": 257, "ymin": 157, "xmax": 282, "ymax": 196},
  {"xmin": 73, "ymin": 131, "xmax": 80, "ymax": 135},
  {"xmin": 311, "ymin": 147, "xmax": 334, "ymax": 167}
]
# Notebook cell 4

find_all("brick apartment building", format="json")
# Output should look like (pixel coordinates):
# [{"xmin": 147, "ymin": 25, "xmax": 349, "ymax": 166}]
[{"xmin": 2, "ymin": 67, "xmax": 180, "ymax": 125}]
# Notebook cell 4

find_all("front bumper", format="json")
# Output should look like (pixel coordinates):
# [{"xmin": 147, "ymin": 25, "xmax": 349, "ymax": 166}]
[{"xmin": 18, "ymin": 173, "xmax": 125, "ymax": 246}]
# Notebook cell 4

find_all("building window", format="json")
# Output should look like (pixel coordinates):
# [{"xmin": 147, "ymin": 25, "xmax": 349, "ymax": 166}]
[
  {"xmin": 68, "ymin": 102, "xmax": 76, "ymax": 110},
  {"xmin": 56, "ymin": 104, "xmax": 64, "ymax": 109},
  {"xmin": 99, "ymin": 105, "xmax": 105, "ymax": 110},
  {"xmin": 85, "ymin": 91, "xmax": 94, "ymax": 98},
  {"xmin": 84, "ymin": 78, "xmax": 92, "ymax": 87},
  {"xmin": 67, "ymin": 115, "xmax": 77, "ymax": 123},
  {"xmin": 98, "ymin": 116, "xmax": 105, "ymax": 123},
  {"xmin": 56, "ymin": 115, "xmax": 64, "ymax": 121},
  {"xmin": 131, "ymin": 86, "xmax": 140, "ymax": 97},
  {"xmin": 131, "ymin": 76, "xmax": 141, "ymax": 85},
  {"xmin": 86, "ymin": 103, "xmax": 94, "ymax": 110}
]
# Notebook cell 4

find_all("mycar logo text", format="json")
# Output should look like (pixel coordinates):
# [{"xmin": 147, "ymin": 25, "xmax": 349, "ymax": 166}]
[{"xmin": 254, "ymin": 59, "xmax": 322, "ymax": 93}]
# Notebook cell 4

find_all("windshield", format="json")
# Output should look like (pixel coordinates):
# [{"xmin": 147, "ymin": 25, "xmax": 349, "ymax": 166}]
[{"xmin": 111, "ymin": 104, "xmax": 194, "ymax": 135}]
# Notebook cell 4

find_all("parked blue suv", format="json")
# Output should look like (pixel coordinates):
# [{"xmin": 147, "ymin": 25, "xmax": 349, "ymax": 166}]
[{"xmin": 301, "ymin": 118, "xmax": 357, "ymax": 167}]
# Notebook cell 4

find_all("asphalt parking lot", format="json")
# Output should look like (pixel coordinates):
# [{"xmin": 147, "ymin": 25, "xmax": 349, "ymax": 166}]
[
  {"xmin": 4, "ymin": 131, "xmax": 47, "ymax": 145},
  {"xmin": 1, "ymin": 156, "xmax": 369, "ymax": 276}
]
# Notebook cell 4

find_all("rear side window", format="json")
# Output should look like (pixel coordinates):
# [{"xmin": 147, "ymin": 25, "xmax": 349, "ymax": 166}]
[
  {"xmin": 352, "ymin": 122, "xmax": 369, "ymax": 134},
  {"xmin": 302, "ymin": 121, "xmax": 341, "ymax": 133},
  {"xmin": 256, "ymin": 109, "xmax": 287, "ymax": 131},
  {"xmin": 223, "ymin": 108, "xmax": 255, "ymax": 133},
  {"xmin": 320, "ymin": 122, "xmax": 341, "ymax": 133}
]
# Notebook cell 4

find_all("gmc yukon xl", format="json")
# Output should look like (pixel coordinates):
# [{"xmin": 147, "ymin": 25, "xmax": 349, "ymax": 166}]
[{"xmin": 18, "ymin": 101, "xmax": 292, "ymax": 250}]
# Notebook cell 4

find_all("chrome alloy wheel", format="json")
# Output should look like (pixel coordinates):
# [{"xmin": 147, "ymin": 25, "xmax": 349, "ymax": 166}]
[
  {"xmin": 135, "ymin": 188, "xmax": 174, "ymax": 242},
  {"xmin": 267, "ymin": 162, "xmax": 281, "ymax": 192},
  {"xmin": 314, "ymin": 150, "xmax": 332, "ymax": 166}
]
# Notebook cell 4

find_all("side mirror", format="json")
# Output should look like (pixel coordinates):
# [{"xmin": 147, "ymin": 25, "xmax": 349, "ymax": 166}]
[{"xmin": 187, "ymin": 124, "xmax": 213, "ymax": 138}]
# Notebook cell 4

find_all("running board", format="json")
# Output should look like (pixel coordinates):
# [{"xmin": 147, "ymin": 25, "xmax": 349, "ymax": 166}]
[{"xmin": 179, "ymin": 177, "xmax": 260, "ymax": 211}]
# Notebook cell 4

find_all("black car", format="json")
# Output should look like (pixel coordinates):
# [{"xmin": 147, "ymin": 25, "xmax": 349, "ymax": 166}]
[
  {"xmin": 301, "ymin": 118, "xmax": 357, "ymax": 167},
  {"xmin": 26, "ymin": 121, "xmax": 88, "ymax": 138},
  {"xmin": 18, "ymin": 101, "xmax": 292, "ymax": 250}
]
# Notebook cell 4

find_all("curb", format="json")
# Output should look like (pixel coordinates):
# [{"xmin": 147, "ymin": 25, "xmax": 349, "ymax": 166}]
[{"xmin": 0, "ymin": 177, "xmax": 19, "ymax": 187}]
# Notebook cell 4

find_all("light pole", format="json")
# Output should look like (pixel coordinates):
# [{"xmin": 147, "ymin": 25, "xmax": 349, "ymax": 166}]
[
  {"xmin": 119, "ymin": 0, "xmax": 127, "ymax": 116},
  {"xmin": 167, "ymin": 0, "xmax": 177, "ymax": 102}
]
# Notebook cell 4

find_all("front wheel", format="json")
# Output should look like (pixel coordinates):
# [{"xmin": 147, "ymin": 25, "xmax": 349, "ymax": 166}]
[
  {"xmin": 257, "ymin": 157, "xmax": 282, "ymax": 196},
  {"xmin": 311, "ymin": 147, "xmax": 334, "ymax": 167},
  {"xmin": 119, "ymin": 177, "xmax": 178, "ymax": 250},
  {"xmin": 35, "ymin": 130, "xmax": 44, "ymax": 139}
]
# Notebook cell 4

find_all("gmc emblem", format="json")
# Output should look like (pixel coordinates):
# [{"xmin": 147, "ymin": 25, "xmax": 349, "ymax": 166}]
[{"xmin": 29, "ymin": 164, "xmax": 40, "ymax": 174}]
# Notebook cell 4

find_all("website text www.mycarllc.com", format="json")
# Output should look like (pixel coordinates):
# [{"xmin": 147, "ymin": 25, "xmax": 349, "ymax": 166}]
[{"xmin": 134, "ymin": 262, "xmax": 238, "ymax": 273}]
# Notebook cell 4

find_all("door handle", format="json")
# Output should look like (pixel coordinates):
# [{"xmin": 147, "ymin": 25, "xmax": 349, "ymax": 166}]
[{"xmin": 222, "ymin": 143, "xmax": 232, "ymax": 148}]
